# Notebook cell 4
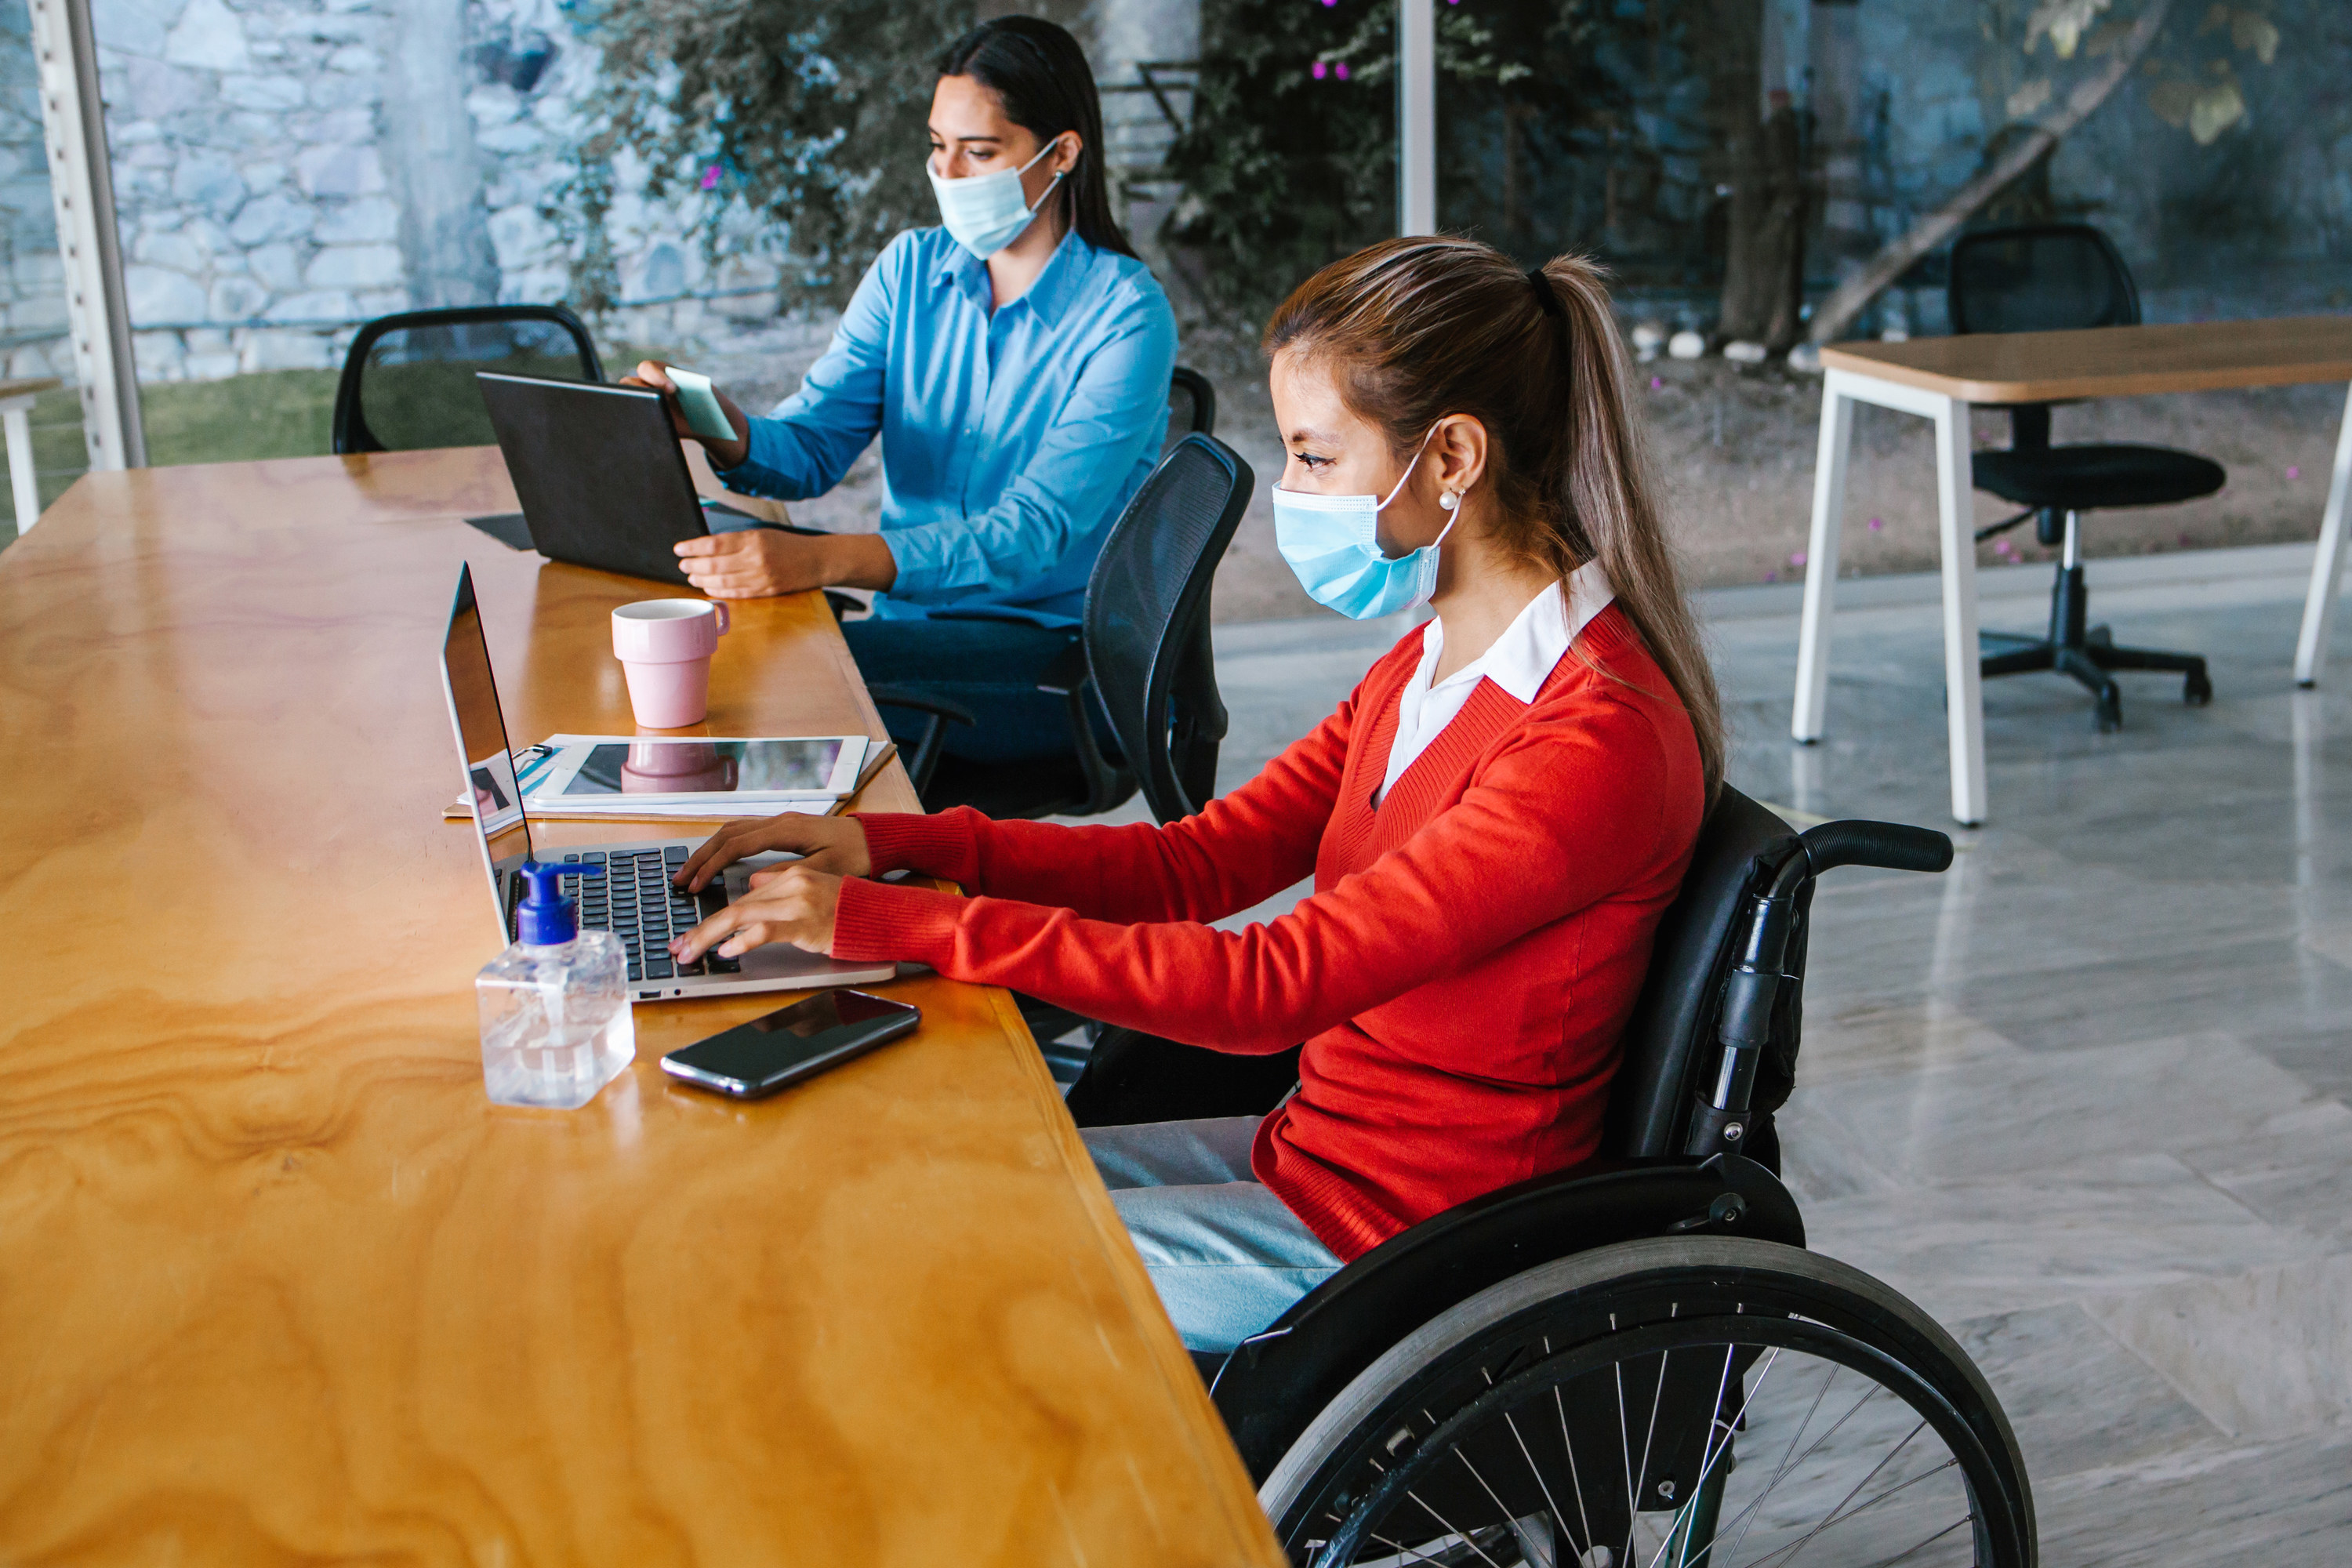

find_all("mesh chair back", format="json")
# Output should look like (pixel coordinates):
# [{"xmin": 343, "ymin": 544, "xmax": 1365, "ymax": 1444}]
[
  {"xmin": 1164, "ymin": 365, "xmax": 1217, "ymax": 456},
  {"xmin": 1083, "ymin": 433, "xmax": 1254, "ymax": 822},
  {"xmin": 333, "ymin": 305, "xmax": 604, "ymax": 455},
  {"xmin": 1602, "ymin": 786, "xmax": 1806, "ymax": 1159},
  {"xmin": 1947, "ymin": 223, "xmax": 2140, "ymax": 337}
]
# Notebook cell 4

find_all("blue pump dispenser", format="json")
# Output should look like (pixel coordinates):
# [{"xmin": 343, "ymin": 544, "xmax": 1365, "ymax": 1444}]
[
  {"xmin": 514, "ymin": 862, "xmax": 604, "ymax": 946},
  {"xmin": 478, "ymin": 859, "xmax": 633, "ymax": 1108}
]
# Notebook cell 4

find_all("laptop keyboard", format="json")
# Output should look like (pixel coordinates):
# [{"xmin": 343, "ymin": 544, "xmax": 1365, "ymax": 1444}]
[{"xmin": 555, "ymin": 846, "xmax": 739, "ymax": 984}]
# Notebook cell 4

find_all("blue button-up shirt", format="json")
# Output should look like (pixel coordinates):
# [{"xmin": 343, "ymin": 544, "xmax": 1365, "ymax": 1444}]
[{"xmin": 716, "ymin": 226, "xmax": 1178, "ymax": 624}]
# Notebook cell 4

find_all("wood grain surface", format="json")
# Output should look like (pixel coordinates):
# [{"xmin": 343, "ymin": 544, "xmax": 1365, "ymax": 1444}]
[
  {"xmin": 0, "ymin": 448, "xmax": 1283, "ymax": 1567},
  {"xmin": 1820, "ymin": 315, "xmax": 2352, "ymax": 404}
]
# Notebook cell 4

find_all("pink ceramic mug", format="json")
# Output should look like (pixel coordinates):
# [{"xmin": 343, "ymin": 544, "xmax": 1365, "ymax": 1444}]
[{"xmin": 611, "ymin": 599, "xmax": 730, "ymax": 728}]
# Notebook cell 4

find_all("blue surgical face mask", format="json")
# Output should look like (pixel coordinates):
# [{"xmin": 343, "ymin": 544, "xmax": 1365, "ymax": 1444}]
[
  {"xmin": 1270, "ymin": 433, "xmax": 1460, "ymax": 619},
  {"xmin": 927, "ymin": 140, "xmax": 1065, "ymax": 260}
]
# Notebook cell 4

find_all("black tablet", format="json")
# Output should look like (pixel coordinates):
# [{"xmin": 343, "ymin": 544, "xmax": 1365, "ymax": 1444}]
[{"xmin": 477, "ymin": 372, "xmax": 709, "ymax": 584}]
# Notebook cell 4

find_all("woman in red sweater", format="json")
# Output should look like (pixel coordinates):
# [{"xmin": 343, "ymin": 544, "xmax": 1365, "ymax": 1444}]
[{"xmin": 671, "ymin": 238, "xmax": 1720, "ymax": 1352}]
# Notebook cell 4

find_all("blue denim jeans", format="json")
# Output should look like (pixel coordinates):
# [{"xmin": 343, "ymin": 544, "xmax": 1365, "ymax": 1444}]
[{"xmin": 1083, "ymin": 1116, "xmax": 1344, "ymax": 1355}]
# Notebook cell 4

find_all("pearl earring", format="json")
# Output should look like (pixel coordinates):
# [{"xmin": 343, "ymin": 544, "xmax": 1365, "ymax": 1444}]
[{"xmin": 1439, "ymin": 490, "xmax": 1459, "ymax": 512}]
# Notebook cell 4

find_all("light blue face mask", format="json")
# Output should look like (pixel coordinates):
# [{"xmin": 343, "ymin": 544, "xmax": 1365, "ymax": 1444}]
[
  {"xmin": 927, "ymin": 140, "xmax": 1066, "ymax": 260},
  {"xmin": 1270, "ymin": 434, "xmax": 1460, "ymax": 620}
]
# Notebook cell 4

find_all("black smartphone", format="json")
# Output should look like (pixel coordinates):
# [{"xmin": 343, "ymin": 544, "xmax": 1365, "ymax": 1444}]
[{"xmin": 659, "ymin": 990, "xmax": 920, "ymax": 1098}]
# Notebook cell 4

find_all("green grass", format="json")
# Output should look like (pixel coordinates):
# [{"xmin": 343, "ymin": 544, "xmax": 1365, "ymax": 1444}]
[
  {"xmin": 140, "ymin": 368, "xmax": 343, "ymax": 468},
  {"xmin": 0, "ymin": 372, "xmax": 343, "ymax": 539},
  {"xmin": 2, "ymin": 344, "xmax": 662, "ymax": 542}
]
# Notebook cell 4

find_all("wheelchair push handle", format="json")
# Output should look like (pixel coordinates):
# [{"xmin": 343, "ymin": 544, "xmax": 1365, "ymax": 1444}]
[
  {"xmin": 1684, "ymin": 817, "xmax": 1953, "ymax": 1160},
  {"xmin": 1801, "ymin": 818, "xmax": 1954, "ymax": 877}
]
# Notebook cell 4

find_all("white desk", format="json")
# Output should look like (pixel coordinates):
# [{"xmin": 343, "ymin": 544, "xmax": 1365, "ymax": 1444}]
[
  {"xmin": 0, "ymin": 375, "xmax": 59, "ymax": 534},
  {"xmin": 1795, "ymin": 319, "xmax": 2352, "ymax": 825}
]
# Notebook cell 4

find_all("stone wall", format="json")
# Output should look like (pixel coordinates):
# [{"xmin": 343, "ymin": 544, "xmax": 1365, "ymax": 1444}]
[
  {"xmin": 0, "ymin": 0, "xmax": 1193, "ymax": 394},
  {"xmin": 82, "ymin": 0, "xmax": 778, "ymax": 382},
  {"xmin": 0, "ymin": 0, "xmax": 2339, "ymax": 391}
]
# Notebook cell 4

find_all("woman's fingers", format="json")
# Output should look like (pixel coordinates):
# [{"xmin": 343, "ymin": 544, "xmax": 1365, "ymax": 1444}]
[
  {"xmin": 677, "ymin": 822, "xmax": 766, "ymax": 891},
  {"xmin": 671, "ymin": 868, "xmax": 832, "ymax": 960},
  {"xmin": 675, "ymin": 812, "xmax": 842, "ymax": 892},
  {"xmin": 671, "ymin": 900, "xmax": 750, "ymax": 964}
]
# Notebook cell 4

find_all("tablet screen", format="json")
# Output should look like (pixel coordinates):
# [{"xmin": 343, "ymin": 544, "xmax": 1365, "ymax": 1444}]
[{"xmin": 561, "ymin": 738, "xmax": 846, "ymax": 796}]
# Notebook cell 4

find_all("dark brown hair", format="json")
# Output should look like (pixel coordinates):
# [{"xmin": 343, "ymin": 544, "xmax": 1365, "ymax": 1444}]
[
  {"xmin": 1264, "ymin": 236, "xmax": 1723, "ymax": 795},
  {"xmin": 939, "ymin": 16, "xmax": 1134, "ymax": 259}
]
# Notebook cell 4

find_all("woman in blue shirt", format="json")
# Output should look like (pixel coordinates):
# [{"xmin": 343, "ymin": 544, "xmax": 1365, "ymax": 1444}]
[{"xmin": 629, "ymin": 16, "xmax": 1178, "ymax": 763}]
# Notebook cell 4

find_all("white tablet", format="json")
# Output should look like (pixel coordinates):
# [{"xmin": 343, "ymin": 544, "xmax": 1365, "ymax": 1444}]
[{"xmin": 523, "ymin": 734, "xmax": 869, "ymax": 806}]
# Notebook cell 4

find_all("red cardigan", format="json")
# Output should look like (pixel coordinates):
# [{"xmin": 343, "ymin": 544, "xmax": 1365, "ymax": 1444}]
[{"xmin": 831, "ymin": 604, "xmax": 1704, "ymax": 1259}]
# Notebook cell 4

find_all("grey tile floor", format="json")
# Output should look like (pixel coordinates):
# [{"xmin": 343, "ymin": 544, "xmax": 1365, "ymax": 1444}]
[{"xmin": 1073, "ymin": 543, "xmax": 2352, "ymax": 1561}]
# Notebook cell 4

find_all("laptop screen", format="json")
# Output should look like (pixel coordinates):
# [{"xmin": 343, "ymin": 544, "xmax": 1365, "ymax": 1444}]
[{"xmin": 441, "ymin": 563, "xmax": 533, "ymax": 938}]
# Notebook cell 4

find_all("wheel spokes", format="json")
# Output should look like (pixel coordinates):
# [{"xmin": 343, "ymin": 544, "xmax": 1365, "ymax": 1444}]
[
  {"xmin": 1321, "ymin": 1319, "xmax": 1998, "ymax": 1568},
  {"xmin": 1403, "ymin": 1490, "xmax": 1513, "ymax": 1568}
]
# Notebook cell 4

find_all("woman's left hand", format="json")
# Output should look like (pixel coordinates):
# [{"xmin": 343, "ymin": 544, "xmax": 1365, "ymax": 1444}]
[{"xmin": 670, "ymin": 862, "xmax": 844, "ymax": 962}]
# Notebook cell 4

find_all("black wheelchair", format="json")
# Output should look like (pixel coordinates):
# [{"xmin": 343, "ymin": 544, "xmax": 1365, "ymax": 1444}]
[{"xmin": 1187, "ymin": 786, "xmax": 2035, "ymax": 1568}]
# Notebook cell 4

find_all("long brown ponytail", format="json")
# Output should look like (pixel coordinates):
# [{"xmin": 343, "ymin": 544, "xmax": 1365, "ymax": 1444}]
[{"xmin": 1264, "ymin": 237, "xmax": 1723, "ymax": 797}]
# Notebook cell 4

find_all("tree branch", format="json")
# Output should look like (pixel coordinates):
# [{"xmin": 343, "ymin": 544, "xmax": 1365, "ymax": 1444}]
[{"xmin": 1805, "ymin": 0, "xmax": 2172, "ymax": 346}]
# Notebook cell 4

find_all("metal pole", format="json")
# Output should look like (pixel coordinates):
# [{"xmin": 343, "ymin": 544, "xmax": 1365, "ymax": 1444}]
[
  {"xmin": 1397, "ymin": 0, "xmax": 1436, "ymax": 235},
  {"xmin": 29, "ymin": 0, "xmax": 145, "ymax": 470}
]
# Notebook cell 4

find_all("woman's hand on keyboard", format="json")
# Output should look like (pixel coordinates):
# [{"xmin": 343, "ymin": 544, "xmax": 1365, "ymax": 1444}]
[
  {"xmin": 672, "ymin": 814, "xmax": 872, "ymax": 892},
  {"xmin": 671, "ymin": 864, "xmax": 840, "ymax": 963}
]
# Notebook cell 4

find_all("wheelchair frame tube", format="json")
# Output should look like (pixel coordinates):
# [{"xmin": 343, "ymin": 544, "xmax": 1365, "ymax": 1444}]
[
  {"xmin": 1685, "ymin": 819, "xmax": 1952, "ymax": 1159},
  {"xmin": 1686, "ymin": 844, "xmax": 1810, "ymax": 1160}
]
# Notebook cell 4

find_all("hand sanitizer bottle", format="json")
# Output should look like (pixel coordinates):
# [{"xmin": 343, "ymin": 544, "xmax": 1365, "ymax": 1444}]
[{"xmin": 476, "ymin": 862, "xmax": 634, "ymax": 1109}]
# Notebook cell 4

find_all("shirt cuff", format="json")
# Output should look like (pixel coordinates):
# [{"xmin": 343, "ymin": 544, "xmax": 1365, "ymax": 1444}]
[
  {"xmin": 873, "ymin": 519, "xmax": 958, "ymax": 601},
  {"xmin": 831, "ymin": 875, "xmax": 966, "ymax": 964},
  {"xmin": 854, "ymin": 808, "xmax": 982, "ymax": 883},
  {"xmin": 714, "ymin": 418, "xmax": 815, "ymax": 500}
]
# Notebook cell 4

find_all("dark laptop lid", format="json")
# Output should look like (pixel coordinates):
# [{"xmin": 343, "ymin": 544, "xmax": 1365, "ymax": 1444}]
[
  {"xmin": 477, "ymin": 372, "xmax": 707, "ymax": 584},
  {"xmin": 440, "ymin": 561, "xmax": 533, "ymax": 942}
]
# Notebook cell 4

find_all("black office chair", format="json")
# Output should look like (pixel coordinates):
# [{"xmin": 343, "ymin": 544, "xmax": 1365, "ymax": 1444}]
[
  {"xmin": 1951, "ymin": 224, "xmax": 2219, "ymax": 731},
  {"xmin": 1166, "ymin": 364, "xmax": 1217, "ymax": 456},
  {"xmin": 875, "ymin": 426, "xmax": 1247, "ymax": 824},
  {"xmin": 332, "ymin": 304, "xmax": 604, "ymax": 455},
  {"xmin": 1197, "ymin": 787, "xmax": 2038, "ymax": 1566}
]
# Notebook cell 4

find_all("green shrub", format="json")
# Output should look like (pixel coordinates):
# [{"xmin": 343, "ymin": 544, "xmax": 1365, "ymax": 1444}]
[
  {"xmin": 1164, "ymin": 0, "xmax": 1641, "ymax": 324},
  {"xmin": 548, "ymin": 0, "xmax": 977, "ymax": 317}
]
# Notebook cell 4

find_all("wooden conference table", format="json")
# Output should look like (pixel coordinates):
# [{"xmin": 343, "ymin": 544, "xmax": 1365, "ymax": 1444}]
[
  {"xmin": 1795, "ymin": 316, "xmax": 2352, "ymax": 825},
  {"xmin": 0, "ymin": 448, "xmax": 1285, "ymax": 1566}
]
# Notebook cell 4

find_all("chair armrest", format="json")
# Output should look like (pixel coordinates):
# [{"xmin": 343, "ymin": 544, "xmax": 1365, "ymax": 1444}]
[
  {"xmin": 1036, "ymin": 639, "xmax": 1089, "ymax": 696},
  {"xmin": 862, "ymin": 686, "xmax": 976, "ymax": 728},
  {"xmin": 862, "ymin": 685, "xmax": 976, "ymax": 796}
]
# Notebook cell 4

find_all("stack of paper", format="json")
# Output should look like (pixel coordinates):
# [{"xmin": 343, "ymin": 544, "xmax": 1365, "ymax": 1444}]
[{"xmin": 445, "ymin": 742, "xmax": 898, "ymax": 824}]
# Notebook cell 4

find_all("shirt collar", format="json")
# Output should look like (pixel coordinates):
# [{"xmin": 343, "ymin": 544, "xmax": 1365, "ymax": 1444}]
[
  {"xmin": 931, "ymin": 226, "xmax": 1092, "ymax": 325},
  {"xmin": 1417, "ymin": 559, "xmax": 1617, "ymax": 704}
]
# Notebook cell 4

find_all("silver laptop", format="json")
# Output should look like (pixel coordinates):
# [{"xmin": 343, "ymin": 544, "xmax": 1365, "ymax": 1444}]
[{"xmin": 439, "ymin": 561, "xmax": 895, "ymax": 1003}]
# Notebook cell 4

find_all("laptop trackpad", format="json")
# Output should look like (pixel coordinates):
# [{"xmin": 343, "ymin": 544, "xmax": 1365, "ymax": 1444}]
[
  {"xmin": 737, "ymin": 942, "xmax": 866, "ymax": 980},
  {"xmin": 723, "ymin": 858, "xmax": 874, "ymax": 979}
]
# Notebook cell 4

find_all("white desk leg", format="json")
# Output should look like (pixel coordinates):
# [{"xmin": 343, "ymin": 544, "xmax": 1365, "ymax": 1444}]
[
  {"xmin": 1933, "ymin": 394, "xmax": 1987, "ymax": 826},
  {"xmin": 1, "ymin": 394, "xmax": 37, "ymax": 537},
  {"xmin": 1792, "ymin": 386, "xmax": 1856, "ymax": 742},
  {"xmin": 2292, "ymin": 383, "xmax": 2352, "ymax": 686}
]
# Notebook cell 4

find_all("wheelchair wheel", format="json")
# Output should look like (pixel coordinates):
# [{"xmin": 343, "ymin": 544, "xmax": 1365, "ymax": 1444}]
[{"xmin": 1259, "ymin": 1237, "xmax": 2033, "ymax": 1568}]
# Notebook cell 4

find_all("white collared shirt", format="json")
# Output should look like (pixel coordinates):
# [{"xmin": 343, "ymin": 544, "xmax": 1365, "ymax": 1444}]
[{"xmin": 1377, "ymin": 561, "xmax": 1617, "ymax": 801}]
